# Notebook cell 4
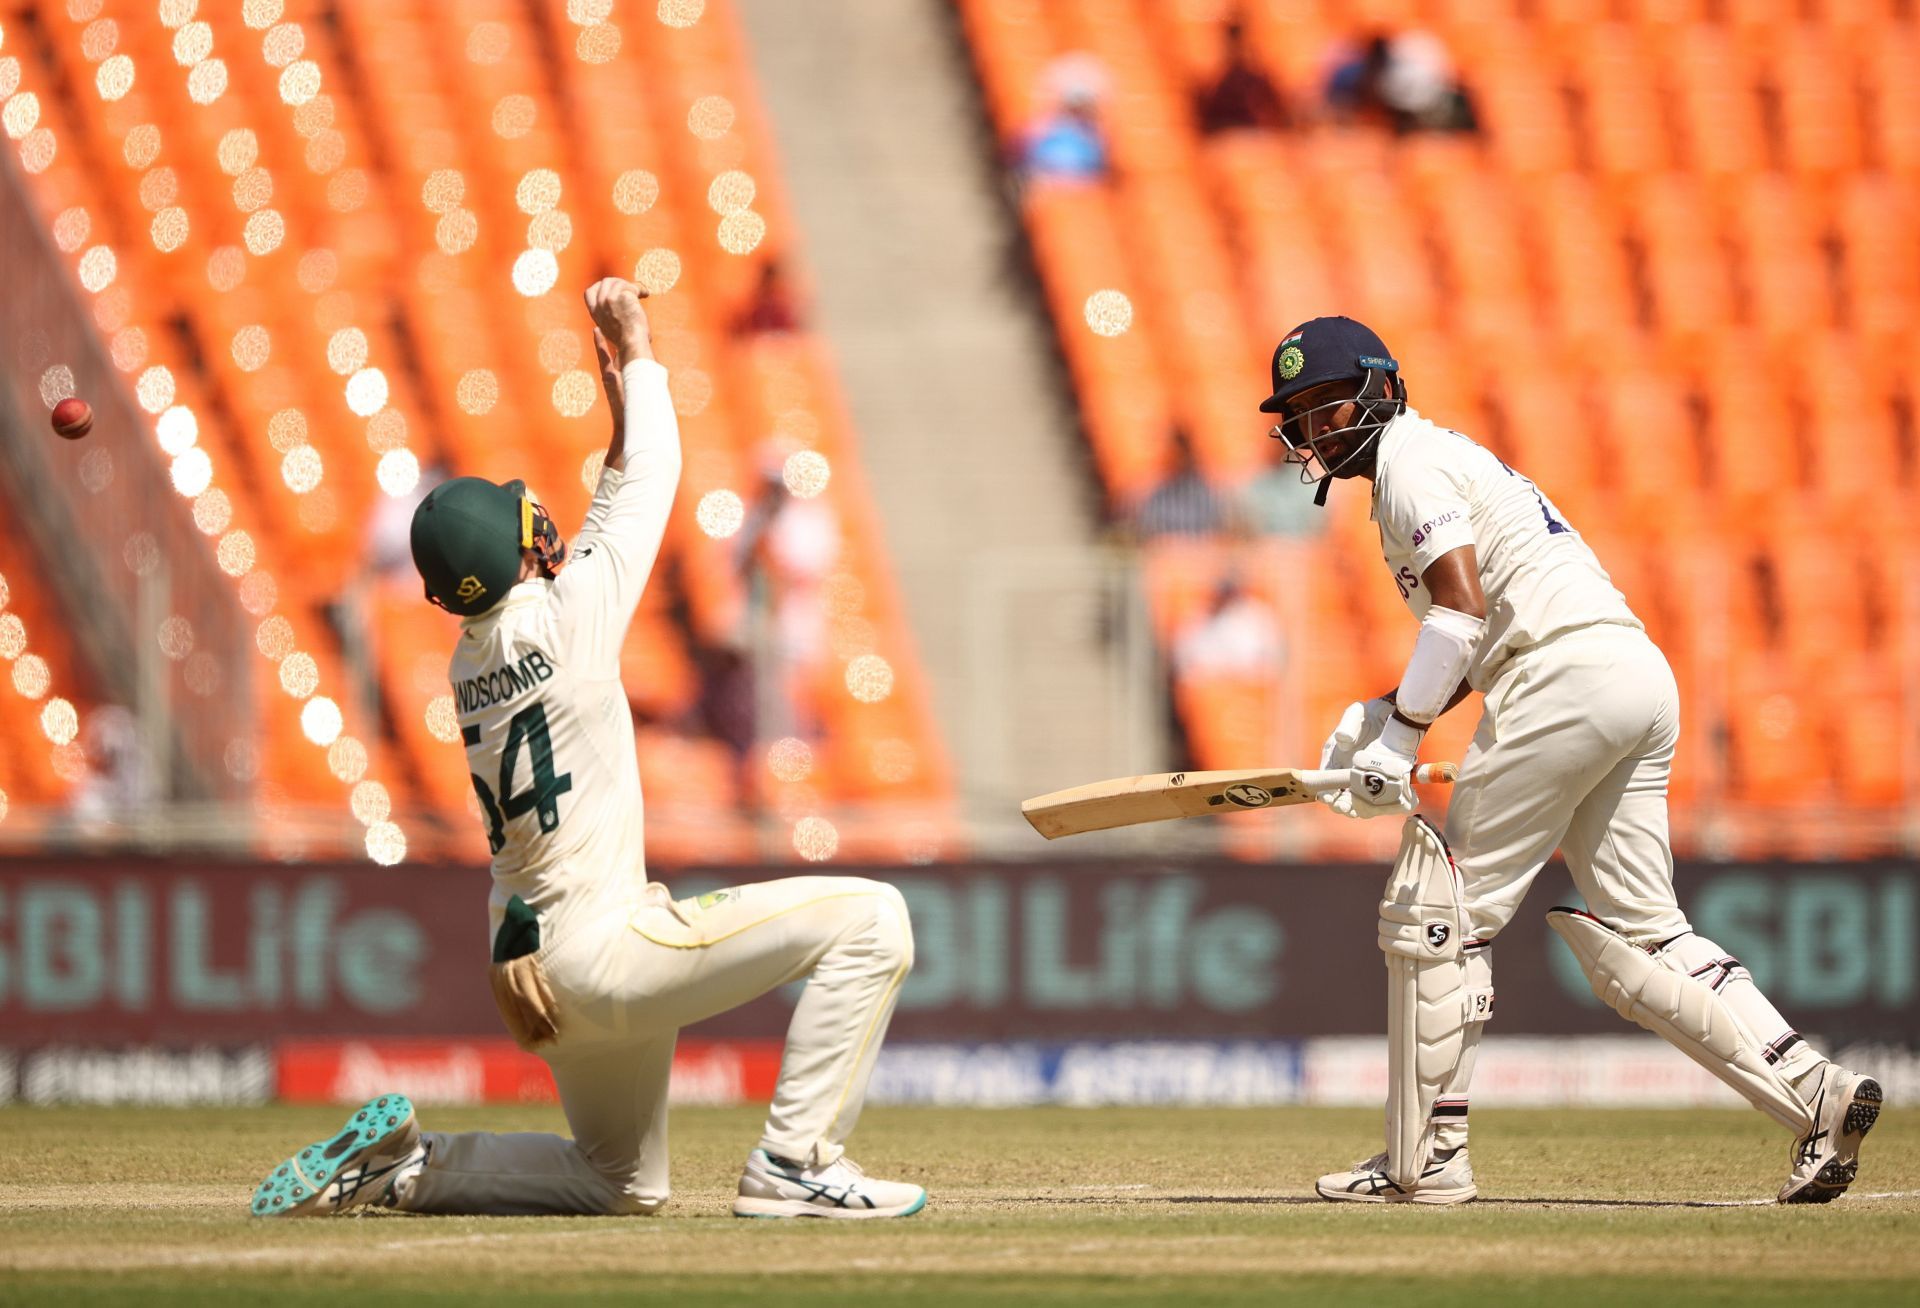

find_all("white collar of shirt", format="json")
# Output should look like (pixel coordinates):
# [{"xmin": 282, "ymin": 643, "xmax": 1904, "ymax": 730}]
[
  {"xmin": 1368, "ymin": 405, "xmax": 1424, "ymax": 521},
  {"xmin": 462, "ymin": 579, "xmax": 550, "ymax": 631}
]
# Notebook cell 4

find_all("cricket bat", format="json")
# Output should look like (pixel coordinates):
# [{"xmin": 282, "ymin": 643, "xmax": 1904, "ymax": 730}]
[{"xmin": 1021, "ymin": 763, "xmax": 1459, "ymax": 840}]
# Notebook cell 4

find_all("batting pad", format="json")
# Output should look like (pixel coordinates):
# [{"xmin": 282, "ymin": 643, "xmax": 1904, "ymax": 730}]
[
  {"xmin": 1546, "ymin": 908, "xmax": 1813, "ymax": 1134},
  {"xmin": 1378, "ymin": 817, "xmax": 1491, "ymax": 1190}
]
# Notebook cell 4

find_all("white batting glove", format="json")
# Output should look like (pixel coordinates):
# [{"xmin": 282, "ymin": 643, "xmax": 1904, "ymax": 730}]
[
  {"xmin": 1317, "ymin": 697, "xmax": 1393, "ymax": 772},
  {"xmin": 1343, "ymin": 717, "xmax": 1424, "ymax": 819},
  {"xmin": 1314, "ymin": 697, "xmax": 1393, "ymax": 818}
]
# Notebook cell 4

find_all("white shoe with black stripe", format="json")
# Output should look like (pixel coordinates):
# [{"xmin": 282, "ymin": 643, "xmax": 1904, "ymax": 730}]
[
  {"xmin": 1779, "ymin": 1062, "xmax": 1881, "ymax": 1204},
  {"xmin": 1315, "ymin": 1146, "xmax": 1476, "ymax": 1205},
  {"xmin": 732, "ymin": 1148, "xmax": 927, "ymax": 1219}
]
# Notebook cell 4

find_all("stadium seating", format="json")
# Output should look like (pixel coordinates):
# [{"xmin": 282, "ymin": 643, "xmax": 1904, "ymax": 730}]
[
  {"xmin": 960, "ymin": 0, "xmax": 1920, "ymax": 856},
  {"xmin": 2, "ymin": 0, "xmax": 952, "ymax": 861}
]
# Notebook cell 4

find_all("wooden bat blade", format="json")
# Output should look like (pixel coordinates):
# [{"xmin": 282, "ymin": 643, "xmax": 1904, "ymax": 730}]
[
  {"xmin": 1020, "ymin": 763, "xmax": 1460, "ymax": 839},
  {"xmin": 1020, "ymin": 769, "xmax": 1316, "ymax": 839}
]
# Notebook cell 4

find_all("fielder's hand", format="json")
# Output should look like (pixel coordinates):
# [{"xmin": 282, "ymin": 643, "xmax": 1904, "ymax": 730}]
[{"xmin": 583, "ymin": 277, "xmax": 653, "ymax": 368}]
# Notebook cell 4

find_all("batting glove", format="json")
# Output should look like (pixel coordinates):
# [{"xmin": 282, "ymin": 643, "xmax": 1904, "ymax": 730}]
[
  {"xmin": 1314, "ymin": 697, "xmax": 1394, "ymax": 818},
  {"xmin": 1342, "ymin": 717, "xmax": 1423, "ymax": 819},
  {"xmin": 1317, "ymin": 697, "xmax": 1393, "ymax": 772}
]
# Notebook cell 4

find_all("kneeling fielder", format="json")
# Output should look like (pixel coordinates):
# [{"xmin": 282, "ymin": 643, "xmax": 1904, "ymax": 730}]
[
  {"xmin": 1259, "ymin": 316, "xmax": 1880, "ymax": 1205},
  {"xmin": 250, "ymin": 279, "xmax": 924, "ymax": 1221}
]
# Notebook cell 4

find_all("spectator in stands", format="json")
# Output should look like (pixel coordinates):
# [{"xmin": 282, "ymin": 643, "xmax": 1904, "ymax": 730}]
[
  {"xmin": 1380, "ymin": 31, "xmax": 1478, "ymax": 135},
  {"xmin": 1131, "ymin": 427, "xmax": 1240, "ymax": 538},
  {"xmin": 366, "ymin": 463, "xmax": 449, "ymax": 588},
  {"xmin": 67, "ymin": 704, "xmax": 154, "ymax": 831},
  {"xmin": 1194, "ymin": 17, "xmax": 1291, "ymax": 136},
  {"xmin": 1324, "ymin": 34, "xmax": 1396, "ymax": 128},
  {"xmin": 1244, "ymin": 435, "xmax": 1325, "ymax": 537},
  {"xmin": 734, "ymin": 449, "xmax": 840, "ymax": 740},
  {"xmin": 1017, "ymin": 53, "xmax": 1111, "ymax": 183},
  {"xmin": 1172, "ymin": 576, "xmax": 1284, "ymax": 677},
  {"xmin": 731, "ymin": 259, "xmax": 802, "ymax": 337},
  {"xmin": 1325, "ymin": 31, "xmax": 1478, "ymax": 136}
]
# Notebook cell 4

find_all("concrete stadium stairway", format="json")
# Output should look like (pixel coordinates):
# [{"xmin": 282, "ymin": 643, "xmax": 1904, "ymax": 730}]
[{"xmin": 736, "ymin": 0, "xmax": 1161, "ymax": 835}]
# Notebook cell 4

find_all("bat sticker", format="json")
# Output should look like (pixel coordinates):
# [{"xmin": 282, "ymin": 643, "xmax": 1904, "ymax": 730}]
[{"xmin": 1222, "ymin": 783, "xmax": 1274, "ymax": 809}]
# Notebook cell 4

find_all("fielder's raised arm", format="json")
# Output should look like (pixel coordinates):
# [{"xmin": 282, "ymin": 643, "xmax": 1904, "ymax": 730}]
[{"xmin": 555, "ymin": 278, "xmax": 682, "ymax": 679}]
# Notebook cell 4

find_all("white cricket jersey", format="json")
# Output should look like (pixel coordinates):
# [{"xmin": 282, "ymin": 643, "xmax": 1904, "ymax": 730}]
[
  {"xmin": 1370, "ymin": 408, "xmax": 1640, "ymax": 690},
  {"xmin": 446, "ymin": 359, "xmax": 681, "ymax": 939}
]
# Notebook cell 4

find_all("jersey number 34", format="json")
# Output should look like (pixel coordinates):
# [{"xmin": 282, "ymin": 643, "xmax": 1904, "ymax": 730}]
[{"xmin": 463, "ymin": 702, "xmax": 574, "ymax": 854}]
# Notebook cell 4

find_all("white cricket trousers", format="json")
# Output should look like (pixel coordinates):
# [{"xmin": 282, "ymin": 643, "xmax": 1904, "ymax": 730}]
[
  {"xmin": 400, "ymin": 875, "xmax": 914, "ymax": 1216},
  {"xmin": 1445, "ymin": 624, "xmax": 1689, "ymax": 944},
  {"xmin": 1429, "ymin": 624, "xmax": 1818, "ymax": 1152}
]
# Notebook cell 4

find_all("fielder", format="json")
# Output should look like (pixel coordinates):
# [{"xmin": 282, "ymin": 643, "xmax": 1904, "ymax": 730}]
[
  {"xmin": 1260, "ymin": 316, "xmax": 1880, "ymax": 1205},
  {"xmin": 250, "ymin": 279, "xmax": 924, "ymax": 1220}
]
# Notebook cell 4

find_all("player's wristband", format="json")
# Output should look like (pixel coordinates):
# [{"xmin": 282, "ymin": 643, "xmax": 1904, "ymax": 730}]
[{"xmin": 1376, "ymin": 714, "xmax": 1425, "ymax": 761}]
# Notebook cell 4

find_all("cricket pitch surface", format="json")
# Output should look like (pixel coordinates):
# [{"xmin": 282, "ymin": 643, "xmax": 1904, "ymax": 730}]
[{"xmin": 3, "ymin": 1104, "xmax": 1916, "ymax": 1305}]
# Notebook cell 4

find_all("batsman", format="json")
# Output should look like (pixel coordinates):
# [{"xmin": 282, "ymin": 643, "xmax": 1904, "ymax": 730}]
[
  {"xmin": 249, "ymin": 278, "xmax": 925, "ymax": 1220},
  {"xmin": 1262, "ymin": 317, "xmax": 1880, "ymax": 1205}
]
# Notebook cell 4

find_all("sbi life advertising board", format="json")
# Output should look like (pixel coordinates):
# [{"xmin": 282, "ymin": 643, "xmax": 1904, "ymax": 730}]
[{"xmin": 0, "ymin": 858, "xmax": 1913, "ymax": 1105}]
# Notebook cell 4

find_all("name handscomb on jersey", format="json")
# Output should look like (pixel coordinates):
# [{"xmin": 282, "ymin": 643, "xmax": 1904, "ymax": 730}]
[{"xmin": 455, "ymin": 649, "xmax": 556, "ymax": 713}]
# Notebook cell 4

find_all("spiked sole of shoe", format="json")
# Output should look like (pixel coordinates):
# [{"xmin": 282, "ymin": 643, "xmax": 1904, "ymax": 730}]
[
  {"xmin": 250, "ymin": 1094, "xmax": 417, "ymax": 1218},
  {"xmin": 1844, "ymin": 1079, "xmax": 1883, "ymax": 1136},
  {"xmin": 1784, "ymin": 1078, "xmax": 1882, "ymax": 1206}
]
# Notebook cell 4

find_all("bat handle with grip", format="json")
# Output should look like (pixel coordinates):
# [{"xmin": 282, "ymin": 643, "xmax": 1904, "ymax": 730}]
[{"xmin": 1298, "ymin": 762, "xmax": 1460, "ymax": 792}]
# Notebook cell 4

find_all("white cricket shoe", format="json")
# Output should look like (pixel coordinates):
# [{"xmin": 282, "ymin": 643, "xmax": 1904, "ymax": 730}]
[
  {"xmin": 1316, "ymin": 1146, "xmax": 1476, "ymax": 1205},
  {"xmin": 1779, "ymin": 1063, "xmax": 1881, "ymax": 1204},
  {"xmin": 732, "ymin": 1148, "xmax": 927, "ymax": 1219},
  {"xmin": 249, "ymin": 1093, "xmax": 428, "ymax": 1217}
]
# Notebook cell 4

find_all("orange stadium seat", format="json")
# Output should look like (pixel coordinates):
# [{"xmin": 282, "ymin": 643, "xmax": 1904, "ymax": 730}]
[
  {"xmin": 1728, "ymin": 173, "xmax": 1834, "ymax": 341},
  {"xmin": 1764, "ymin": 28, "xmax": 1866, "ymax": 176},
  {"xmin": 1666, "ymin": 27, "xmax": 1767, "ymax": 179},
  {"xmin": 1561, "ymin": 25, "xmax": 1675, "ymax": 176},
  {"xmin": 1837, "ymin": 173, "xmax": 1920, "ymax": 342}
]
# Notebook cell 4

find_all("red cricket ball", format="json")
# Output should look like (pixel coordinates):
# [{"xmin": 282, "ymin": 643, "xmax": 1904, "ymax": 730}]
[{"xmin": 51, "ymin": 397, "xmax": 93, "ymax": 440}]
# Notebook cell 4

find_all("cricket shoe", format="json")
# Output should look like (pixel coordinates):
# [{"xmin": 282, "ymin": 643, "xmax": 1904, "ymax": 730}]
[
  {"xmin": 250, "ymin": 1094, "xmax": 427, "ymax": 1217},
  {"xmin": 1316, "ymin": 1146, "xmax": 1476, "ymax": 1205},
  {"xmin": 1779, "ymin": 1063, "xmax": 1882, "ymax": 1205},
  {"xmin": 731, "ymin": 1148, "xmax": 927, "ymax": 1219}
]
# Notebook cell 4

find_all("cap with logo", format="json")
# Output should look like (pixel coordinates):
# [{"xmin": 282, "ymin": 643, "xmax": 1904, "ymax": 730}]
[
  {"xmin": 1258, "ymin": 315, "xmax": 1399, "ymax": 414},
  {"xmin": 410, "ymin": 476, "xmax": 532, "ymax": 616}
]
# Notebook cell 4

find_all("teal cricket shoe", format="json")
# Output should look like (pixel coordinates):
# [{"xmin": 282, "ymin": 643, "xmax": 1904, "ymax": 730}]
[{"xmin": 250, "ymin": 1093, "xmax": 426, "ymax": 1217}]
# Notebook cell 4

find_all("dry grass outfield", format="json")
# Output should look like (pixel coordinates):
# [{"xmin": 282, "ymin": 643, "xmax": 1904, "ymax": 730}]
[{"xmin": 1, "ymin": 1104, "xmax": 1916, "ymax": 1305}]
